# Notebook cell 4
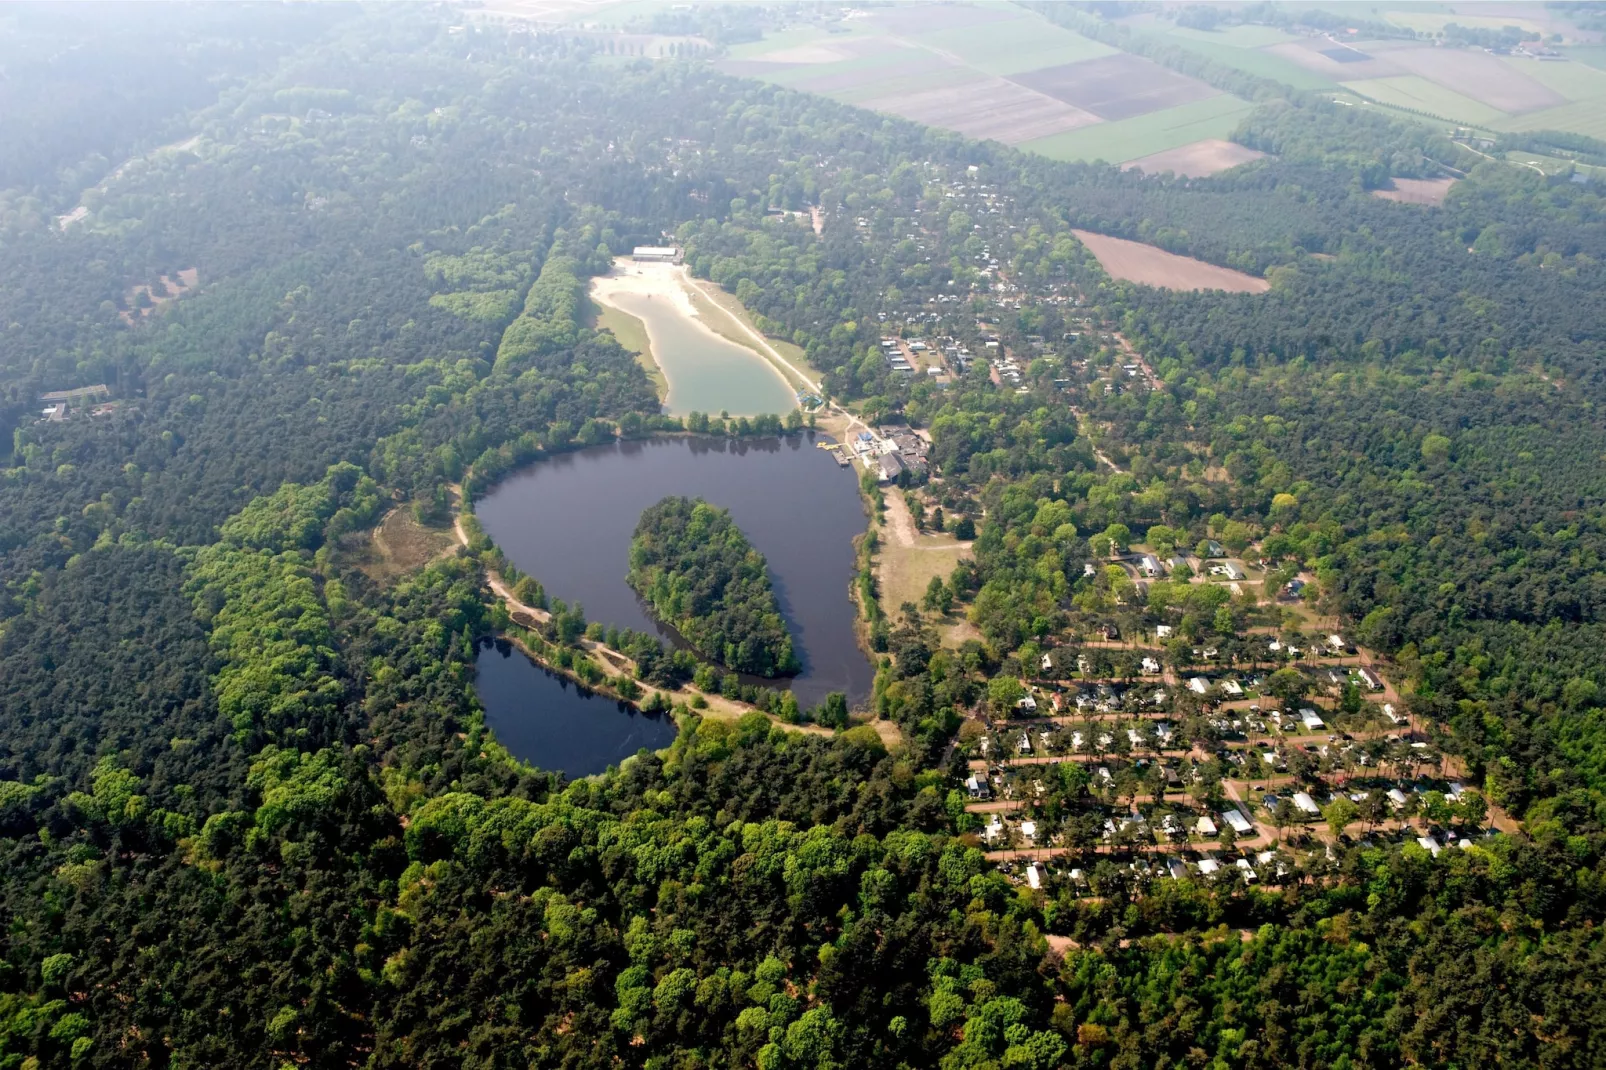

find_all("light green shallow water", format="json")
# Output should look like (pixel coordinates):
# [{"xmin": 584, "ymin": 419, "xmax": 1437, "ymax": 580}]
[{"xmin": 606, "ymin": 291, "xmax": 797, "ymax": 417}]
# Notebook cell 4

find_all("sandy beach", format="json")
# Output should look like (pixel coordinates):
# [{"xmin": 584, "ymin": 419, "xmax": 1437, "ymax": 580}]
[{"xmin": 590, "ymin": 258, "xmax": 705, "ymax": 324}]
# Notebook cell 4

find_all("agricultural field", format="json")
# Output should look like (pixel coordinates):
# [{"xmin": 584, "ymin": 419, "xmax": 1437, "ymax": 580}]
[
  {"xmin": 715, "ymin": 3, "xmax": 1606, "ymax": 158},
  {"xmin": 1486, "ymin": 53, "xmax": 1606, "ymax": 137},
  {"xmin": 1374, "ymin": 45, "xmax": 1565, "ymax": 113},
  {"xmin": 1071, "ymin": 229, "xmax": 1270, "ymax": 293},
  {"xmin": 859, "ymin": 79, "xmax": 1099, "ymax": 144},
  {"xmin": 1503, "ymin": 150, "xmax": 1606, "ymax": 177},
  {"xmin": 1341, "ymin": 74, "xmax": 1509, "ymax": 125},
  {"xmin": 1155, "ymin": 32, "xmax": 1339, "ymax": 90},
  {"xmin": 1493, "ymin": 97, "xmax": 1606, "ymax": 137},
  {"xmin": 1124, "ymin": 139, "xmax": 1267, "ymax": 178},
  {"xmin": 1022, "ymin": 95, "xmax": 1256, "ymax": 165},
  {"xmin": 1010, "ymin": 54, "xmax": 1219, "ymax": 121},
  {"xmin": 717, "ymin": 4, "xmax": 1236, "ymax": 158}
]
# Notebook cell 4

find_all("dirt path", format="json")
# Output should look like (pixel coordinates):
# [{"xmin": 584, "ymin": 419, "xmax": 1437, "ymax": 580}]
[
  {"xmin": 1069, "ymin": 405, "xmax": 1121, "ymax": 471},
  {"xmin": 882, "ymin": 491, "xmax": 973, "ymax": 551}
]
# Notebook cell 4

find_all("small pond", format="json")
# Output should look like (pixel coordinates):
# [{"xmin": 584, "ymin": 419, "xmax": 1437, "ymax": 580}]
[
  {"xmin": 474, "ymin": 433, "xmax": 873, "ymax": 712},
  {"xmin": 475, "ymin": 638, "xmax": 677, "ymax": 777}
]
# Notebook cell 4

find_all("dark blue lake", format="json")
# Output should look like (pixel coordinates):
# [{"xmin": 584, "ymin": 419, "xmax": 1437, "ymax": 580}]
[
  {"xmin": 474, "ymin": 638, "xmax": 678, "ymax": 778},
  {"xmin": 474, "ymin": 434, "xmax": 873, "ymax": 711}
]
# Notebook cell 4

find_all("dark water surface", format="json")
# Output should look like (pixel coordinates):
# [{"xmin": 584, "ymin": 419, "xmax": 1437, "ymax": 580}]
[
  {"xmin": 475, "ymin": 434, "xmax": 873, "ymax": 709},
  {"xmin": 475, "ymin": 638, "xmax": 677, "ymax": 778}
]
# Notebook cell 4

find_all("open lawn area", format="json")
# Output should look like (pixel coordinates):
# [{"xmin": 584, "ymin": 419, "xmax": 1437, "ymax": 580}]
[
  {"xmin": 876, "ymin": 494, "xmax": 972, "ymax": 625},
  {"xmin": 1022, "ymin": 94, "xmax": 1254, "ymax": 164}
]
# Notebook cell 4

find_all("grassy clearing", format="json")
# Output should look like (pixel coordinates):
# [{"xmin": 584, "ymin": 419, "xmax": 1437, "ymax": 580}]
[
  {"xmin": 352, "ymin": 506, "xmax": 457, "ymax": 583},
  {"xmin": 592, "ymin": 298, "xmax": 665, "ymax": 400},
  {"xmin": 878, "ymin": 541, "xmax": 971, "ymax": 624},
  {"xmin": 1022, "ymin": 94, "xmax": 1254, "ymax": 164},
  {"xmin": 1342, "ymin": 75, "xmax": 1508, "ymax": 126}
]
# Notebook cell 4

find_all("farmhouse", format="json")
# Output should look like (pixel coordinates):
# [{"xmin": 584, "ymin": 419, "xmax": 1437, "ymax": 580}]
[
  {"xmin": 631, "ymin": 245, "xmax": 681, "ymax": 262},
  {"xmin": 874, "ymin": 452, "xmax": 906, "ymax": 483}
]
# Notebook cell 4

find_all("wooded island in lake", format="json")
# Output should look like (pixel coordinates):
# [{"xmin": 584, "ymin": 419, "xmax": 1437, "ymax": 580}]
[{"xmin": 628, "ymin": 496, "xmax": 800, "ymax": 677}]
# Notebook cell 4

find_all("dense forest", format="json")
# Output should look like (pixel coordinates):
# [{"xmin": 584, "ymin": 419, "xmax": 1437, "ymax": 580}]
[
  {"xmin": 628, "ymin": 496, "xmax": 800, "ymax": 677},
  {"xmin": 0, "ymin": 3, "xmax": 1603, "ymax": 1067}
]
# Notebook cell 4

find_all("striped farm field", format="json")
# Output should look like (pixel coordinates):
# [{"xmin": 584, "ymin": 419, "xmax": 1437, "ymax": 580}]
[
  {"xmin": 1341, "ymin": 75, "xmax": 1508, "ymax": 126},
  {"xmin": 1492, "ymin": 98, "xmax": 1606, "ymax": 139},
  {"xmin": 1022, "ymin": 94, "xmax": 1255, "ymax": 164}
]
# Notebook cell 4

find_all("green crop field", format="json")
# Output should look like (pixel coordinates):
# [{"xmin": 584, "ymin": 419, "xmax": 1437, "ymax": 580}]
[
  {"xmin": 1493, "ymin": 97, "xmax": 1606, "ymax": 139},
  {"xmin": 828, "ymin": 65, "xmax": 986, "ymax": 106},
  {"xmin": 1385, "ymin": 10, "xmax": 1549, "ymax": 36},
  {"xmin": 1342, "ymin": 75, "xmax": 1509, "ymax": 126},
  {"xmin": 911, "ymin": 16, "xmax": 1115, "ymax": 76},
  {"xmin": 1569, "ymin": 46, "xmax": 1606, "ymax": 73},
  {"xmin": 1155, "ymin": 32, "xmax": 1337, "ymax": 90},
  {"xmin": 1503, "ymin": 57, "xmax": 1606, "ymax": 103},
  {"xmin": 757, "ymin": 47, "xmax": 925, "ymax": 87},
  {"xmin": 1021, "ymin": 94, "xmax": 1255, "ymax": 164},
  {"xmin": 1165, "ymin": 24, "xmax": 1302, "ymax": 49}
]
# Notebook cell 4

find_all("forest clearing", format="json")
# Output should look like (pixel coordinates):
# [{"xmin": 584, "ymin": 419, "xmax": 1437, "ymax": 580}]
[
  {"xmin": 1123, "ymin": 137, "xmax": 1268, "ymax": 177},
  {"xmin": 1071, "ymin": 230, "xmax": 1270, "ymax": 293}
]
